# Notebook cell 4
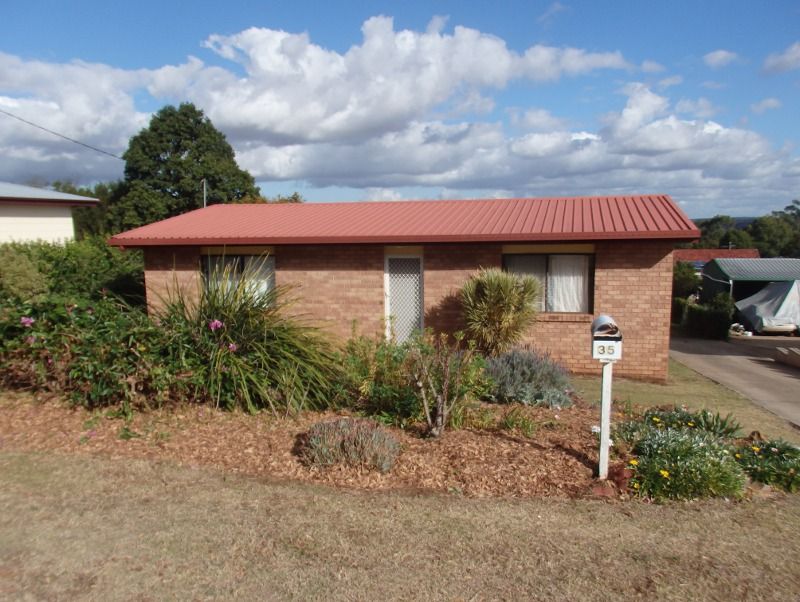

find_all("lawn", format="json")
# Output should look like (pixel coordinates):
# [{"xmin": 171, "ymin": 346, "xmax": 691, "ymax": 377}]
[
  {"xmin": 1, "ymin": 451, "xmax": 799, "ymax": 601},
  {"xmin": 572, "ymin": 359, "xmax": 800, "ymax": 445}
]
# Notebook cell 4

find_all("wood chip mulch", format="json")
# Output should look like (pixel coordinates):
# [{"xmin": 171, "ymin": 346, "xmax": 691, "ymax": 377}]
[{"xmin": 0, "ymin": 390, "xmax": 629, "ymax": 498}]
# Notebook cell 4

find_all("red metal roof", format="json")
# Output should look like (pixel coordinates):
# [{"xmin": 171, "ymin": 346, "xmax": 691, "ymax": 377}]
[
  {"xmin": 673, "ymin": 248, "xmax": 760, "ymax": 262},
  {"xmin": 108, "ymin": 195, "xmax": 699, "ymax": 247}
]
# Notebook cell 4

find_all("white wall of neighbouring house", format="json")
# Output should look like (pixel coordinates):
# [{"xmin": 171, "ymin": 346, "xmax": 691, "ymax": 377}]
[{"xmin": 0, "ymin": 204, "xmax": 76, "ymax": 243}]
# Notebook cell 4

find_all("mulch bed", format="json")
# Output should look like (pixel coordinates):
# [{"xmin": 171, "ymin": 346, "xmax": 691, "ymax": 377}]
[{"xmin": 0, "ymin": 390, "xmax": 630, "ymax": 498}]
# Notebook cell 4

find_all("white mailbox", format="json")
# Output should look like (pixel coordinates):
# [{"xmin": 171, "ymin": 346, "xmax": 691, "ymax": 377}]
[
  {"xmin": 590, "ymin": 314, "xmax": 622, "ymax": 481},
  {"xmin": 590, "ymin": 315, "xmax": 622, "ymax": 362}
]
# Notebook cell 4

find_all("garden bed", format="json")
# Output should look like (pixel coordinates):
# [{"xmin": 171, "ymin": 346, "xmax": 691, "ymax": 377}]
[{"xmin": 0, "ymin": 390, "xmax": 623, "ymax": 498}]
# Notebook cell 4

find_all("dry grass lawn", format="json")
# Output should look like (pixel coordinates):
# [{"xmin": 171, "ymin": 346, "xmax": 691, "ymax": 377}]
[{"xmin": 1, "ymin": 451, "xmax": 799, "ymax": 601}]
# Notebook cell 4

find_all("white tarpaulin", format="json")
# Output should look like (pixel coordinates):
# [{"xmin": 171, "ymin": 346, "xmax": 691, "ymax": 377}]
[{"xmin": 735, "ymin": 280, "xmax": 800, "ymax": 333}]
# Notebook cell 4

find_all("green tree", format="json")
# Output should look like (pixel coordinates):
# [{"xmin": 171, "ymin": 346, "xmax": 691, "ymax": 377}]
[
  {"xmin": 52, "ymin": 180, "xmax": 121, "ymax": 239},
  {"xmin": 719, "ymin": 228, "xmax": 754, "ymax": 250},
  {"xmin": 695, "ymin": 215, "xmax": 736, "ymax": 248},
  {"xmin": 746, "ymin": 215, "xmax": 796, "ymax": 257},
  {"xmin": 108, "ymin": 103, "xmax": 259, "ymax": 232}
]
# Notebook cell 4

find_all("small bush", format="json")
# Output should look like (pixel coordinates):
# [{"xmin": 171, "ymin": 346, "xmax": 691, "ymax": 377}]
[
  {"xmin": 685, "ymin": 302, "xmax": 732, "ymax": 339},
  {"xmin": 334, "ymin": 334, "xmax": 419, "ymax": 424},
  {"xmin": 671, "ymin": 297, "xmax": 688, "ymax": 325},
  {"xmin": 734, "ymin": 439, "xmax": 800, "ymax": 492},
  {"xmin": 301, "ymin": 417, "xmax": 400, "ymax": 473},
  {"xmin": 484, "ymin": 348, "xmax": 572, "ymax": 409},
  {"xmin": 0, "ymin": 246, "xmax": 49, "ymax": 302},
  {"xmin": 614, "ymin": 407, "xmax": 742, "ymax": 446},
  {"xmin": 673, "ymin": 261, "xmax": 699, "ymax": 298},
  {"xmin": 461, "ymin": 268, "xmax": 541, "ymax": 356},
  {"xmin": 629, "ymin": 429, "xmax": 746, "ymax": 501},
  {"xmin": 499, "ymin": 407, "xmax": 538, "ymax": 438}
]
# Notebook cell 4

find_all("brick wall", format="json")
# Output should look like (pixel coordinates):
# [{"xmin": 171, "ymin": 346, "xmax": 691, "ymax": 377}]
[
  {"xmin": 276, "ymin": 245, "xmax": 385, "ymax": 339},
  {"xmin": 143, "ymin": 247, "xmax": 201, "ymax": 314},
  {"xmin": 141, "ymin": 240, "xmax": 674, "ymax": 381}
]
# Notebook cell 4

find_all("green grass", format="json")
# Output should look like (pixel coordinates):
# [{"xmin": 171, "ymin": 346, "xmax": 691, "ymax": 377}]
[
  {"xmin": 571, "ymin": 359, "xmax": 800, "ymax": 444},
  {"xmin": 1, "ymin": 451, "xmax": 799, "ymax": 601}
]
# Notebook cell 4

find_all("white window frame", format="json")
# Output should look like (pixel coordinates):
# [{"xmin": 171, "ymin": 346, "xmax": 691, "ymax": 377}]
[{"xmin": 384, "ymin": 253, "xmax": 425, "ymax": 340}]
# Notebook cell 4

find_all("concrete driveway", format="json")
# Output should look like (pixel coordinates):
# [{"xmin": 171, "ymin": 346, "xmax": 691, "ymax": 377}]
[{"xmin": 670, "ymin": 336, "xmax": 800, "ymax": 427}]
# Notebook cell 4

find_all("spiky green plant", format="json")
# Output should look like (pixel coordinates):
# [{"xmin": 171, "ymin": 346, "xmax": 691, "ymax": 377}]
[
  {"xmin": 158, "ymin": 256, "xmax": 339, "ymax": 414},
  {"xmin": 460, "ymin": 268, "xmax": 541, "ymax": 356}
]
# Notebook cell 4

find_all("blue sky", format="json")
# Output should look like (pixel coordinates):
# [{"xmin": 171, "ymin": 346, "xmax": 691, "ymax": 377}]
[{"xmin": 2, "ymin": 1, "xmax": 799, "ymax": 217}]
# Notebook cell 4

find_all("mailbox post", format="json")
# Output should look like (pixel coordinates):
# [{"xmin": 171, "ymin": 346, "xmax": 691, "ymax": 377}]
[{"xmin": 591, "ymin": 315, "xmax": 622, "ymax": 480}]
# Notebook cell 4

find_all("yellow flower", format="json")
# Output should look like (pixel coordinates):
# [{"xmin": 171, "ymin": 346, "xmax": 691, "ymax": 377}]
[
  {"xmin": 632, "ymin": 482, "xmax": 640, "ymax": 489},
  {"xmin": 659, "ymin": 469, "xmax": 670, "ymax": 479},
  {"xmin": 687, "ymin": 421, "xmax": 695, "ymax": 427},
  {"xmin": 751, "ymin": 446, "xmax": 761, "ymax": 453},
  {"xmin": 735, "ymin": 453, "xmax": 742, "ymax": 459},
  {"xmin": 629, "ymin": 459, "xmax": 639, "ymax": 466},
  {"xmin": 651, "ymin": 417, "xmax": 661, "ymax": 423}
]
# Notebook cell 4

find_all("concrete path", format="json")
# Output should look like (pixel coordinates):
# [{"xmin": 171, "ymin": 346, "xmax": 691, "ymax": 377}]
[{"xmin": 669, "ymin": 336, "xmax": 800, "ymax": 427}]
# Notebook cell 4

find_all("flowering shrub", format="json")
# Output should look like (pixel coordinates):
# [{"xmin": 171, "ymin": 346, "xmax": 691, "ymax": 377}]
[
  {"xmin": 734, "ymin": 439, "xmax": 800, "ymax": 492},
  {"xmin": 301, "ymin": 417, "xmax": 400, "ymax": 473},
  {"xmin": 614, "ymin": 407, "xmax": 741, "ymax": 446},
  {"xmin": 484, "ymin": 348, "xmax": 572, "ymax": 409},
  {"xmin": 629, "ymin": 429, "xmax": 746, "ymax": 501}
]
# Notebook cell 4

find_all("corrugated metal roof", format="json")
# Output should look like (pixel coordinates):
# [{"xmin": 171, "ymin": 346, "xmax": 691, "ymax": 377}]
[
  {"xmin": 0, "ymin": 181, "xmax": 98, "ymax": 205},
  {"xmin": 108, "ymin": 195, "xmax": 699, "ymax": 247},
  {"xmin": 711, "ymin": 258, "xmax": 800, "ymax": 281}
]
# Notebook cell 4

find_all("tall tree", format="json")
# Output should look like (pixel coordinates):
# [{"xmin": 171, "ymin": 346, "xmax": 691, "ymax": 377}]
[
  {"xmin": 108, "ymin": 103, "xmax": 260, "ymax": 231},
  {"xmin": 746, "ymin": 215, "xmax": 796, "ymax": 257},
  {"xmin": 52, "ymin": 180, "xmax": 121, "ymax": 239}
]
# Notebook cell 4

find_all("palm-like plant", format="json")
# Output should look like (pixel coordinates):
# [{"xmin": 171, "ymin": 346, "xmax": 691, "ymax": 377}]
[{"xmin": 460, "ymin": 268, "xmax": 541, "ymax": 356}]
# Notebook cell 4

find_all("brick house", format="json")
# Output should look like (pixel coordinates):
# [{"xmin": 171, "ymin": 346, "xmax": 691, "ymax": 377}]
[{"xmin": 109, "ymin": 195, "xmax": 699, "ymax": 382}]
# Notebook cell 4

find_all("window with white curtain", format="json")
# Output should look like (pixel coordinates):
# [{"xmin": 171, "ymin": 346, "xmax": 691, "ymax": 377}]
[
  {"xmin": 203, "ymin": 255, "xmax": 276, "ymax": 295},
  {"xmin": 503, "ymin": 254, "xmax": 592, "ymax": 313}
]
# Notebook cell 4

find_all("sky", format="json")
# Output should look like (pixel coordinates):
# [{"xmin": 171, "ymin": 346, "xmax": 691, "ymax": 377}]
[{"xmin": 1, "ymin": 1, "xmax": 799, "ymax": 217}]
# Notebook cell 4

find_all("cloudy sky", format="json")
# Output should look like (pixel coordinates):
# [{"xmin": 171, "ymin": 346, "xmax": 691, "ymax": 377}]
[{"xmin": 2, "ymin": 1, "xmax": 799, "ymax": 217}]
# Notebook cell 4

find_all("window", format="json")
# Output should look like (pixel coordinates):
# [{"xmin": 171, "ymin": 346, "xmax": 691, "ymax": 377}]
[
  {"xmin": 503, "ymin": 254, "xmax": 593, "ymax": 313},
  {"xmin": 203, "ymin": 255, "xmax": 276, "ymax": 295}
]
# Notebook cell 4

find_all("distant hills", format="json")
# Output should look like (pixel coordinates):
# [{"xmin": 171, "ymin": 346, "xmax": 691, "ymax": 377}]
[{"xmin": 692, "ymin": 217, "xmax": 757, "ymax": 229}]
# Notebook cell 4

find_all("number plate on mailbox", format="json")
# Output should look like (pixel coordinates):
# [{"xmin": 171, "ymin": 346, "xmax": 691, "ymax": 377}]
[{"xmin": 592, "ymin": 339, "xmax": 622, "ymax": 361}]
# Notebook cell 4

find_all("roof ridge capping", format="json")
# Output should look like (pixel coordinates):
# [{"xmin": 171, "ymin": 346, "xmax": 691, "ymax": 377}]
[{"xmin": 109, "ymin": 194, "xmax": 700, "ymax": 247}]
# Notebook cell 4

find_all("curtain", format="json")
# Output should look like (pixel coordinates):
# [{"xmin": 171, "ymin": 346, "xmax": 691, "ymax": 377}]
[
  {"xmin": 547, "ymin": 255, "xmax": 589, "ymax": 313},
  {"xmin": 504, "ymin": 254, "xmax": 547, "ymax": 311}
]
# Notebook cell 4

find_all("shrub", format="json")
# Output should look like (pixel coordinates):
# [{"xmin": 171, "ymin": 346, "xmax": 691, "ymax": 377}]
[
  {"xmin": 685, "ymin": 301, "xmax": 732, "ymax": 339},
  {"xmin": 461, "ymin": 268, "xmax": 541, "ymax": 356},
  {"xmin": 672, "ymin": 261, "xmax": 699, "ymax": 298},
  {"xmin": 671, "ymin": 297, "xmax": 688, "ymax": 325},
  {"xmin": 614, "ymin": 407, "xmax": 742, "ymax": 446},
  {"xmin": 629, "ymin": 429, "xmax": 746, "ymax": 501},
  {"xmin": 301, "ymin": 417, "xmax": 400, "ymax": 473},
  {"xmin": 407, "ymin": 331, "xmax": 484, "ymax": 437},
  {"xmin": 0, "ymin": 296, "xmax": 185, "ymax": 412},
  {"xmin": 499, "ymin": 407, "xmax": 538, "ymax": 438},
  {"xmin": 334, "ymin": 334, "xmax": 419, "ymax": 425},
  {"xmin": 0, "ymin": 246, "xmax": 49, "ymax": 302},
  {"xmin": 158, "ymin": 257, "xmax": 339, "ymax": 413},
  {"xmin": 0, "ymin": 238, "xmax": 144, "ymax": 304},
  {"xmin": 734, "ymin": 439, "xmax": 800, "ymax": 492},
  {"xmin": 484, "ymin": 348, "xmax": 572, "ymax": 409}
]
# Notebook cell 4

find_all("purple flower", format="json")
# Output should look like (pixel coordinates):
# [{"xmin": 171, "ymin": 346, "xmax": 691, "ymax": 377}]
[
  {"xmin": 227, "ymin": 342, "xmax": 238, "ymax": 352},
  {"xmin": 20, "ymin": 316, "xmax": 35, "ymax": 328},
  {"xmin": 208, "ymin": 319, "xmax": 224, "ymax": 331},
  {"xmin": 25, "ymin": 335, "xmax": 36, "ymax": 345}
]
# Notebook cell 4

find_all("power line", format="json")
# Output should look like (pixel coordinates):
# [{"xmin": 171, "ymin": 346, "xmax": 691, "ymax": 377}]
[{"xmin": 0, "ymin": 107, "xmax": 124, "ymax": 161}]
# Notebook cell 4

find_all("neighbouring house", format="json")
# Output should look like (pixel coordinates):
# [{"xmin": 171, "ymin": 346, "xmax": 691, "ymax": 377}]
[
  {"xmin": 0, "ymin": 181, "xmax": 98, "ymax": 243},
  {"xmin": 673, "ymin": 247, "xmax": 760, "ymax": 276},
  {"xmin": 109, "ymin": 195, "xmax": 699, "ymax": 382},
  {"xmin": 701, "ymin": 258, "xmax": 800, "ymax": 303}
]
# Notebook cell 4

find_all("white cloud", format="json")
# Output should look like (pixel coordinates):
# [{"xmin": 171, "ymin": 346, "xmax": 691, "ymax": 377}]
[
  {"xmin": 0, "ymin": 20, "xmax": 797, "ymax": 216},
  {"xmin": 657, "ymin": 75, "xmax": 683, "ymax": 89},
  {"xmin": 362, "ymin": 187, "xmax": 404, "ymax": 201},
  {"xmin": 701, "ymin": 80, "xmax": 725, "ymax": 90},
  {"xmin": 537, "ymin": 2, "xmax": 569, "ymax": 25},
  {"xmin": 751, "ymin": 97, "xmax": 782, "ymax": 114},
  {"xmin": 511, "ymin": 108, "xmax": 568, "ymax": 131},
  {"xmin": 763, "ymin": 41, "xmax": 800, "ymax": 73},
  {"xmin": 675, "ymin": 97, "xmax": 717, "ymax": 118},
  {"xmin": 641, "ymin": 60, "xmax": 665, "ymax": 73},
  {"xmin": 703, "ymin": 49, "xmax": 738, "ymax": 68}
]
